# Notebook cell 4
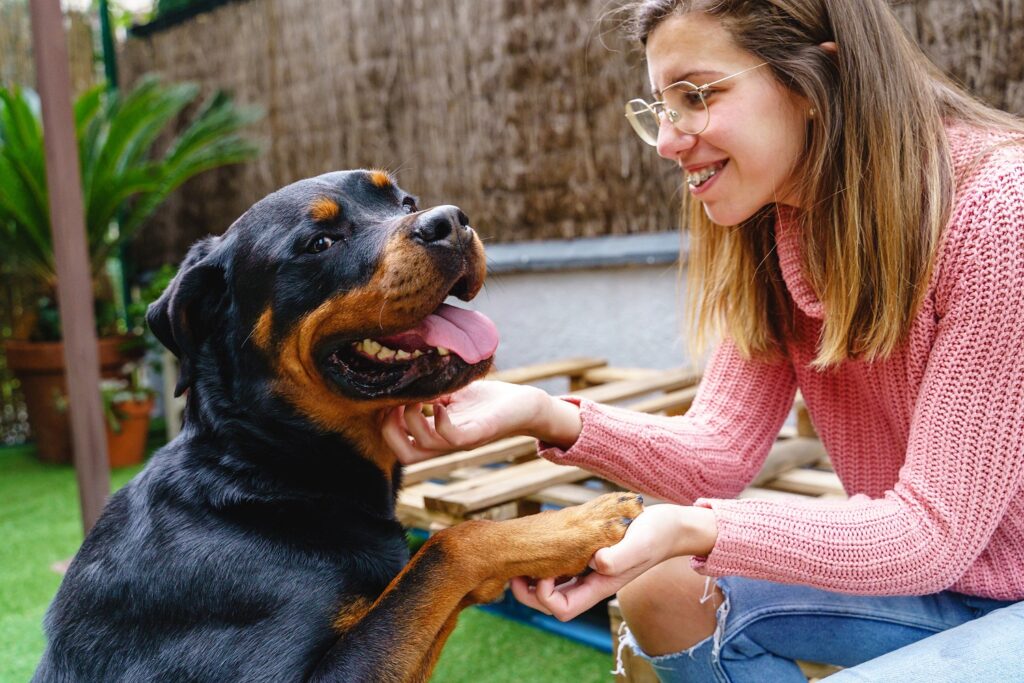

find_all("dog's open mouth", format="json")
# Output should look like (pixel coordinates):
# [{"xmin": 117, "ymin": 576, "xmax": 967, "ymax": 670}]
[{"xmin": 320, "ymin": 304, "xmax": 499, "ymax": 400}]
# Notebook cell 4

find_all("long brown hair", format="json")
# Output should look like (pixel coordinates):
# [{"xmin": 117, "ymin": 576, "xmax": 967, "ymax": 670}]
[{"xmin": 625, "ymin": 0, "xmax": 1024, "ymax": 367}]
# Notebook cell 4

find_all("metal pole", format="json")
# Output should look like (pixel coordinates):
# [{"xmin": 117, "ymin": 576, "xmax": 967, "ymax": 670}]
[
  {"xmin": 98, "ymin": 0, "xmax": 119, "ymax": 91},
  {"xmin": 29, "ymin": 0, "xmax": 111, "ymax": 534}
]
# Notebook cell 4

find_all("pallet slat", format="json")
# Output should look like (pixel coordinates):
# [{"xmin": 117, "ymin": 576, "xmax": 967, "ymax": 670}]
[
  {"xmin": 766, "ymin": 468, "xmax": 846, "ymax": 497},
  {"xmin": 422, "ymin": 458, "xmax": 591, "ymax": 516},
  {"xmin": 752, "ymin": 437, "xmax": 827, "ymax": 487},
  {"xmin": 488, "ymin": 357, "xmax": 607, "ymax": 385},
  {"xmin": 403, "ymin": 436, "xmax": 537, "ymax": 485}
]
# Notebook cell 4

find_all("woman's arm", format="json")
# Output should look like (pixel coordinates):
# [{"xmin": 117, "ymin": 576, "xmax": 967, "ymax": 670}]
[
  {"xmin": 384, "ymin": 342, "xmax": 798, "ymax": 504},
  {"xmin": 539, "ymin": 341, "xmax": 797, "ymax": 504},
  {"xmin": 690, "ymin": 166, "xmax": 1024, "ymax": 596}
]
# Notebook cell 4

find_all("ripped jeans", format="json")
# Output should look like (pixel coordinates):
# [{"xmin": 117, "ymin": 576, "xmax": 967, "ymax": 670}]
[{"xmin": 620, "ymin": 576, "xmax": 1021, "ymax": 682}]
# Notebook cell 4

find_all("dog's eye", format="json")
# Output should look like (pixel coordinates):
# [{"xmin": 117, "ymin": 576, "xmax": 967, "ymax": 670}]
[
  {"xmin": 402, "ymin": 197, "xmax": 418, "ymax": 214},
  {"xmin": 308, "ymin": 236, "xmax": 335, "ymax": 254}
]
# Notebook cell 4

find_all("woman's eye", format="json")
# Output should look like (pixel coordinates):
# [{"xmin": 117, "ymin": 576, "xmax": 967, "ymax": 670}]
[
  {"xmin": 308, "ymin": 236, "xmax": 335, "ymax": 254},
  {"xmin": 682, "ymin": 90, "xmax": 706, "ymax": 108},
  {"xmin": 402, "ymin": 197, "xmax": 418, "ymax": 214}
]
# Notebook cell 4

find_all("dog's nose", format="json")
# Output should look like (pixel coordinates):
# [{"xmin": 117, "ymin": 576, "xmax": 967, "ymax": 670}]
[{"xmin": 412, "ymin": 205, "xmax": 471, "ymax": 245}]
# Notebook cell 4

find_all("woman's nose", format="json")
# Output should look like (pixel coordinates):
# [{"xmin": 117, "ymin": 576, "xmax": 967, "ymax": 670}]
[{"xmin": 656, "ymin": 121, "xmax": 698, "ymax": 160}]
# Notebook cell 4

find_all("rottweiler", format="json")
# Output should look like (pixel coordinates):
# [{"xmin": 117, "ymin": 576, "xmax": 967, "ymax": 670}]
[{"xmin": 33, "ymin": 170, "xmax": 643, "ymax": 683}]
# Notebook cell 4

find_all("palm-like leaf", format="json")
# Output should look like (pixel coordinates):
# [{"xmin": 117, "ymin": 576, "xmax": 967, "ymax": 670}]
[{"xmin": 0, "ymin": 78, "xmax": 261, "ymax": 337}]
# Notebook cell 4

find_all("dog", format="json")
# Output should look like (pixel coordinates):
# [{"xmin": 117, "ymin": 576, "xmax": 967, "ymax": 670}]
[{"xmin": 33, "ymin": 170, "xmax": 643, "ymax": 682}]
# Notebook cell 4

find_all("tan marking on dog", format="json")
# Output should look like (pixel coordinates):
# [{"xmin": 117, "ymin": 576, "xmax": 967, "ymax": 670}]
[
  {"xmin": 270, "ymin": 232, "xmax": 461, "ymax": 473},
  {"xmin": 368, "ymin": 169, "xmax": 392, "ymax": 187},
  {"xmin": 252, "ymin": 308, "xmax": 274, "ymax": 351},
  {"xmin": 332, "ymin": 595, "xmax": 373, "ymax": 633},
  {"xmin": 309, "ymin": 197, "xmax": 341, "ymax": 222}
]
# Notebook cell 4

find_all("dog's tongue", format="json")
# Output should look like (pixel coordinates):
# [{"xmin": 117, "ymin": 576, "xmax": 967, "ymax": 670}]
[{"xmin": 415, "ymin": 304, "xmax": 499, "ymax": 364}]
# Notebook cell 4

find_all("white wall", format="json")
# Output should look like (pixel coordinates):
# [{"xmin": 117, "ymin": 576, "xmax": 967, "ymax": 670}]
[{"xmin": 458, "ymin": 263, "xmax": 694, "ymax": 388}]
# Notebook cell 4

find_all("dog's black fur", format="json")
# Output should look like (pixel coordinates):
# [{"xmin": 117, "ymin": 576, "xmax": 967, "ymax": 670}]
[{"xmin": 33, "ymin": 170, "xmax": 641, "ymax": 683}]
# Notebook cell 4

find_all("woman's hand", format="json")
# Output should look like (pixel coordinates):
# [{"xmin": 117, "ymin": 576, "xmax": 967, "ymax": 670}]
[
  {"xmin": 382, "ymin": 380, "xmax": 583, "ymax": 465},
  {"xmin": 509, "ymin": 505, "xmax": 718, "ymax": 622}
]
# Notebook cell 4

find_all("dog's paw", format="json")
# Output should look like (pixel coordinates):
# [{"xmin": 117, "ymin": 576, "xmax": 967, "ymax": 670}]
[{"xmin": 570, "ymin": 492, "xmax": 644, "ymax": 549}]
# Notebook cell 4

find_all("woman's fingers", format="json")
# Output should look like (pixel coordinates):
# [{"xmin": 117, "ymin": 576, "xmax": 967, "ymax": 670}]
[
  {"xmin": 382, "ymin": 406, "xmax": 444, "ymax": 465},
  {"xmin": 402, "ymin": 403, "xmax": 453, "ymax": 451},
  {"xmin": 509, "ymin": 577, "xmax": 552, "ymax": 615},
  {"xmin": 536, "ymin": 572, "xmax": 631, "ymax": 622},
  {"xmin": 432, "ymin": 402, "xmax": 485, "ymax": 447}
]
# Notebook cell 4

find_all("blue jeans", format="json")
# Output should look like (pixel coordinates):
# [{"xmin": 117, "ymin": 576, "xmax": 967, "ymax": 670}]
[{"xmin": 623, "ymin": 576, "xmax": 1021, "ymax": 682}]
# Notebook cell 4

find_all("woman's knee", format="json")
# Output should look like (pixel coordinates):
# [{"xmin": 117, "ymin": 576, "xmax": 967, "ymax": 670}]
[{"xmin": 617, "ymin": 556, "xmax": 722, "ymax": 656}]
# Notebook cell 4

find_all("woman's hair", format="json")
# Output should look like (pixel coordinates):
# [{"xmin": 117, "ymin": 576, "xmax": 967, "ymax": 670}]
[{"xmin": 625, "ymin": 0, "xmax": 1024, "ymax": 367}]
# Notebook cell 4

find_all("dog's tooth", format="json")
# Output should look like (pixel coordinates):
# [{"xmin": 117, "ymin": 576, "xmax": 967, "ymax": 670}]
[
  {"xmin": 377, "ymin": 346, "xmax": 396, "ymax": 360},
  {"xmin": 365, "ymin": 339, "xmax": 382, "ymax": 355},
  {"xmin": 436, "ymin": 346, "xmax": 450, "ymax": 356},
  {"xmin": 411, "ymin": 350, "xmax": 424, "ymax": 359},
  {"xmin": 395, "ymin": 349, "xmax": 411, "ymax": 360}
]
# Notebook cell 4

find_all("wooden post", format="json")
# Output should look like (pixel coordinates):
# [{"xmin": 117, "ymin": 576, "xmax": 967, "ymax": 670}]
[{"xmin": 29, "ymin": 0, "xmax": 110, "ymax": 534}]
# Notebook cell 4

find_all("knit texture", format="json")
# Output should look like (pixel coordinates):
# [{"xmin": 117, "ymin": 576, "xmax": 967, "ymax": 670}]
[{"xmin": 540, "ymin": 124, "xmax": 1024, "ymax": 600}]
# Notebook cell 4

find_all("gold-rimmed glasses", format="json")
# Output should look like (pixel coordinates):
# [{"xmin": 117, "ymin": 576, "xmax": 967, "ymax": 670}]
[{"xmin": 624, "ymin": 62, "xmax": 768, "ymax": 145}]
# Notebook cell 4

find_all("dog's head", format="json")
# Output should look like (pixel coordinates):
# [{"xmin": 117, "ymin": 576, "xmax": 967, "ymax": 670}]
[{"xmin": 147, "ymin": 170, "xmax": 497, "ymax": 439}]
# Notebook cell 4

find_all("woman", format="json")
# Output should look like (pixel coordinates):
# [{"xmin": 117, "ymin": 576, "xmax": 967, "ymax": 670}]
[{"xmin": 384, "ymin": 0, "xmax": 1024, "ymax": 679}]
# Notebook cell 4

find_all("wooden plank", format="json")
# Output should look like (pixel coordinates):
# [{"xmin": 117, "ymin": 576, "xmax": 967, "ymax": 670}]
[
  {"xmin": 738, "ymin": 486, "xmax": 823, "ymax": 502},
  {"xmin": 571, "ymin": 369, "xmax": 702, "ymax": 404},
  {"xmin": 765, "ymin": 468, "xmax": 846, "ymax": 497},
  {"xmin": 526, "ymin": 483, "xmax": 605, "ymax": 507},
  {"xmin": 403, "ymin": 436, "xmax": 537, "ymax": 485},
  {"xmin": 488, "ymin": 357, "xmax": 606, "ymax": 385},
  {"xmin": 751, "ymin": 437, "xmax": 828, "ymax": 487},
  {"xmin": 31, "ymin": 0, "xmax": 110, "ymax": 533},
  {"xmin": 577, "ymin": 366, "xmax": 658, "ymax": 386},
  {"xmin": 397, "ymin": 483, "xmax": 463, "ymax": 529},
  {"xmin": 423, "ymin": 459, "xmax": 591, "ymax": 516},
  {"xmin": 794, "ymin": 391, "xmax": 818, "ymax": 438},
  {"xmin": 625, "ymin": 386, "xmax": 699, "ymax": 415}
]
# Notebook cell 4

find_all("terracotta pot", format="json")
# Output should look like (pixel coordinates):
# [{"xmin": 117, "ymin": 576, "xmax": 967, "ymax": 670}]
[
  {"xmin": 105, "ymin": 396, "xmax": 154, "ymax": 468},
  {"xmin": 4, "ymin": 335, "xmax": 144, "ymax": 464}
]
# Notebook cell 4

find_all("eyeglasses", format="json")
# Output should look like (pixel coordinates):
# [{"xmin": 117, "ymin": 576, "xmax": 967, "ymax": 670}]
[{"xmin": 624, "ymin": 62, "xmax": 768, "ymax": 145}]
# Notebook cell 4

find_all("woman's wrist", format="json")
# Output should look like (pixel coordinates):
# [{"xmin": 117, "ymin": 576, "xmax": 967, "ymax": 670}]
[
  {"xmin": 671, "ymin": 505, "xmax": 719, "ymax": 559},
  {"xmin": 532, "ymin": 393, "xmax": 583, "ymax": 449}
]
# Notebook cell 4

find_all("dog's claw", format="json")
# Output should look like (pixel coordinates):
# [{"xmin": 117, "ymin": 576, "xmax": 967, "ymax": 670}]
[{"xmin": 621, "ymin": 517, "xmax": 633, "ymax": 526}]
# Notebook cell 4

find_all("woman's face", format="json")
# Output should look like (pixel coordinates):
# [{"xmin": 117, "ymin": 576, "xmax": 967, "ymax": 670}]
[{"xmin": 646, "ymin": 13, "xmax": 810, "ymax": 226}]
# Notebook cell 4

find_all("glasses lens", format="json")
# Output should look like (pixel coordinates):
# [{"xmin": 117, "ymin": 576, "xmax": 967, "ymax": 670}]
[
  {"xmin": 624, "ymin": 99, "xmax": 660, "ymax": 146},
  {"xmin": 662, "ymin": 82, "xmax": 709, "ymax": 135}
]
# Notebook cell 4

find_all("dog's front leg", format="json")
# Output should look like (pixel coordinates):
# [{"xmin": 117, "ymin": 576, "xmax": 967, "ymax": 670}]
[{"xmin": 308, "ymin": 492, "xmax": 642, "ymax": 683}]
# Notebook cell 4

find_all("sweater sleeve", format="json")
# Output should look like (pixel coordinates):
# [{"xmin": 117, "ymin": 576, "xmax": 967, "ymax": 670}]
[
  {"xmin": 539, "ymin": 340, "xmax": 797, "ymax": 504},
  {"xmin": 692, "ymin": 162, "xmax": 1024, "ymax": 596}
]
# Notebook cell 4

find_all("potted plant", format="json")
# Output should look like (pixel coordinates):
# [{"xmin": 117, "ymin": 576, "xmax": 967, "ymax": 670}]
[
  {"xmin": 100, "ymin": 364, "xmax": 156, "ymax": 468},
  {"xmin": 0, "ymin": 76, "xmax": 260, "ymax": 463}
]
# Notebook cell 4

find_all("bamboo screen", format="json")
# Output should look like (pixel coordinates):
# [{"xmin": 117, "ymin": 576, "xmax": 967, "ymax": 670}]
[{"xmin": 121, "ymin": 0, "xmax": 1024, "ymax": 268}]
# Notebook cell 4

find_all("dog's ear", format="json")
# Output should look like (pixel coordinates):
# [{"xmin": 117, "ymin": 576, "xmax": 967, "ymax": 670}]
[{"xmin": 147, "ymin": 236, "xmax": 230, "ymax": 397}]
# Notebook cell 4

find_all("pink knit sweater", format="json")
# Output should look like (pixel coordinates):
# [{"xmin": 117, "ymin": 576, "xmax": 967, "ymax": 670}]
[{"xmin": 541, "ymin": 124, "xmax": 1024, "ymax": 600}]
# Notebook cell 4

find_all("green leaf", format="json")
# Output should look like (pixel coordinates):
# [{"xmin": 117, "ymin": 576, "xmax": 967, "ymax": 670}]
[{"xmin": 0, "ymin": 77, "xmax": 262, "ymax": 340}]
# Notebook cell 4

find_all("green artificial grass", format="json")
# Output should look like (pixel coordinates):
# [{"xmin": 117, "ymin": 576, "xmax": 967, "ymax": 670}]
[{"xmin": 0, "ymin": 444, "xmax": 613, "ymax": 682}]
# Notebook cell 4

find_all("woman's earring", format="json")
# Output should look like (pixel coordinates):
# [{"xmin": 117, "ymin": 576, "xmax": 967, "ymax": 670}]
[{"xmin": 808, "ymin": 107, "xmax": 817, "ymax": 118}]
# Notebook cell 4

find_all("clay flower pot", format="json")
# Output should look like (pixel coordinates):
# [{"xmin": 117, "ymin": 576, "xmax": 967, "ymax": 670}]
[
  {"xmin": 4, "ymin": 335, "xmax": 144, "ymax": 464},
  {"xmin": 105, "ymin": 396, "xmax": 155, "ymax": 468}
]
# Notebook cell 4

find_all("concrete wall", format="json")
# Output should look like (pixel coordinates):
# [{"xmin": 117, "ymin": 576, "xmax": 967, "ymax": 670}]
[
  {"xmin": 468, "ymin": 264, "xmax": 690, "ymax": 380},
  {"xmin": 456, "ymin": 230, "xmax": 692, "ymax": 392}
]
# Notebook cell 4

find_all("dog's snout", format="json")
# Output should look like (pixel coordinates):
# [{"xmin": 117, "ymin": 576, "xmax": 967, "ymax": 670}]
[{"xmin": 412, "ymin": 205, "xmax": 470, "ymax": 245}]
